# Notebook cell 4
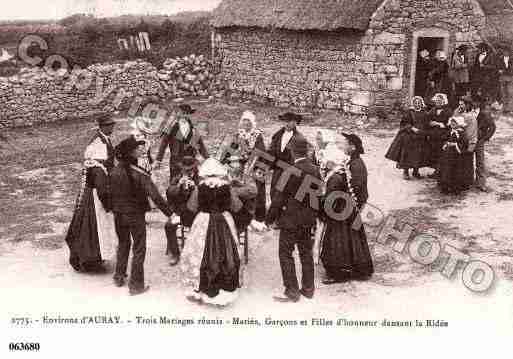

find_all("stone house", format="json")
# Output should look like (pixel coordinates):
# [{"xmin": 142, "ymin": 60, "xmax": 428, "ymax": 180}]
[{"xmin": 211, "ymin": 0, "xmax": 505, "ymax": 115}]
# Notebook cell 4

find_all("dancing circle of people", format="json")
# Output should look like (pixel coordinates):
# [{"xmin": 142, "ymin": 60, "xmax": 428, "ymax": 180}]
[
  {"xmin": 65, "ymin": 40, "xmax": 508, "ymax": 305},
  {"xmin": 65, "ymin": 105, "xmax": 376, "ymax": 306}
]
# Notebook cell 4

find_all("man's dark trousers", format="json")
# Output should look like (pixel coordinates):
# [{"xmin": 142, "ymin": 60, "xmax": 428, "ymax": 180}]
[
  {"xmin": 114, "ymin": 213, "xmax": 147, "ymax": 291},
  {"xmin": 279, "ymin": 227, "xmax": 314, "ymax": 299},
  {"xmin": 164, "ymin": 222, "xmax": 181, "ymax": 258}
]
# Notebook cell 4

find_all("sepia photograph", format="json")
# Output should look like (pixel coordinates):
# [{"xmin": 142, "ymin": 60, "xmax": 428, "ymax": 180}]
[{"xmin": 1, "ymin": 0, "xmax": 512, "ymax": 357}]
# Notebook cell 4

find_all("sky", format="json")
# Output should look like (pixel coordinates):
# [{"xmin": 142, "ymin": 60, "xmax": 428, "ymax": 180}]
[{"xmin": 0, "ymin": 0, "xmax": 222, "ymax": 21}]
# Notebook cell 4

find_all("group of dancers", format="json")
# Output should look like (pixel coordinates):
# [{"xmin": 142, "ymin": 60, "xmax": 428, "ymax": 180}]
[{"xmin": 64, "ymin": 104, "xmax": 374, "ymax": 305}]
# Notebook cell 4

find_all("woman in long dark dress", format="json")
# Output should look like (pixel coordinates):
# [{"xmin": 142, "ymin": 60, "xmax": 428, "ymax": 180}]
[
  {"xmin": 438, "ymin": 117, "xmax": 473, "ymax": 194},
  {"xmin": 426, "ymin": 93, "xmax": 452, "ymax": 178},
  {"xmin": 385, "ymin": 96, "xmax": 430, "ymax": 179},
  {"xmin": 180, "ymin": 158, "xmax": 241, "ymax": 306},
  {"xmin": 320, "ymin": 134, "xmax": 373, "ymax": 284},
  {"xmin": 65, "ymin": 147, "xmax": 116, "ymax": 273}
]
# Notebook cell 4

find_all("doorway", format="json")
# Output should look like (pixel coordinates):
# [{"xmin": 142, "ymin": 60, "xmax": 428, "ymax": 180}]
[{"xmin": 409, "ymin": 28, "xmax": 450, "ymax": 99}]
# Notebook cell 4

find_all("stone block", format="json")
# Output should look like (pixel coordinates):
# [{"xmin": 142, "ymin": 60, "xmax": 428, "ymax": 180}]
[
  {"xmin": 387, "ymin": 77, "xmax": 403, "ymax": 90},
  {"xmin": 351, "ymin": 91, "xmax": 372, "ymax": 107},
  {"xmin": 372, "ymin": 32, "xmax": 405, "ymax": 45}
]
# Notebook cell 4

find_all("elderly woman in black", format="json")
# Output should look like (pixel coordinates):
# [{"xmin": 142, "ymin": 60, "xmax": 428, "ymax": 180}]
[
  {"xmin": 426, "ymin": 93, "xmax": 452, "ymax": 179},
  {"xmin": 320, "ymin": 133, "xmax": 373, "ymax": 284},
  {"xmin": 385, "ymin": 96, "xmax": 430, "ymax": 180}
]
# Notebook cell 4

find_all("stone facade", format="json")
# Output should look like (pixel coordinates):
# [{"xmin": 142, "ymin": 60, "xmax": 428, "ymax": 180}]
[{"xmin": 214, "ymin": 0, "xmax": 486, "ymax": 115}]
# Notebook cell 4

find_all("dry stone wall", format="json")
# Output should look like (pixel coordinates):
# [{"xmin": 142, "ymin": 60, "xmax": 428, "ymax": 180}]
[
  {"xmin": 0, "ymin": 60, "xmax": 164, "ymax": 128},
  {"xmin": 0, "ymin": 56, "xmax": 222, "ymax": 128}
]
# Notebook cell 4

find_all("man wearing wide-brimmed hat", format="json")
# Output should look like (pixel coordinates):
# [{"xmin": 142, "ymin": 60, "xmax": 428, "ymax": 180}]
[
  {"xmin": 450, "ymin": 44, "xmax": 471, "ymax": 98},
  {"xmin": 85, "ymin": 112, "xmax": 116, "ymax": 172},
  {"xmin": 164, "ymin": 146, "xmax": 200, "ymax": 266},
  {"xmin": 266, "ymin": 136, "xmax": 320, "ymax": 303},
  {"xmin": 267, "ymin": 111, "xmax": 309, "ymax": 200},
  {"xmin": 472, "ymin": 42, "xmax": 499, "ymax": 102},
  {"xmin": 415, "ymin": 49, "xmax": 433, "ymax": 98},
  {"xmin": 497, "ymin": 44, "xmax": 513, "ymax": 112},
  {"xmin": 110, "ymin": 137, "xmax": 173, "ymax": 295},
  {"xmin": 428, "ymin": 50, "xmax": 450, "ymax": 95},
  {"xmin": 155, "ymin": 103, "xmax": 209, "ymax": 181}
]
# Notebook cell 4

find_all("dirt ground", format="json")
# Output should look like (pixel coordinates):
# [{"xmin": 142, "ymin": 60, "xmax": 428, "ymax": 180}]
[{"xmin": 1, "ymin": 99, "xmax": 512, "ymax": 332}]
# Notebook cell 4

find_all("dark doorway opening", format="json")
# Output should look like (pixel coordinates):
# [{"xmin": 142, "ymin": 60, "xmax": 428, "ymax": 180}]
[{"xmin": 414, "ymin": 37, "xmax": 446, "ymax": 97}]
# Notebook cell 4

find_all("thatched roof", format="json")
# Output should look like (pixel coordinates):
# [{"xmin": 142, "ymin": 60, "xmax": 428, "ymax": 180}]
[
  {"xmin": 477, "ymin": 0, "xmax": 513, "ymax": 15},
  {"xmin": 211, "ymin": 0, "xmax": 513, "ymax": 32},
  {"xmin": 211, "ymin": 0, "xmax": 384, "ymax": 31}
]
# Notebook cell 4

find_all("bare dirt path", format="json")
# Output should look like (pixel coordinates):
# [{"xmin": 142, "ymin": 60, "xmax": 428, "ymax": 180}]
[{"xmin": 1, "ymin": 101, "xmax": 512, "ymax": 331}]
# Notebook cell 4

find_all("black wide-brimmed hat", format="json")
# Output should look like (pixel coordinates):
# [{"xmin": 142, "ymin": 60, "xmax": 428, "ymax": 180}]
[
  {"xmin": 278, "ymin": 112, "xmax": 303, "ymax": 124},
  {"xmin": 341, "ymin": 133, "xmax": 364, "ymax": 155},
  {"xmin": 115, "ymin": 136, "xmax": 145, "ymax": 160},
  {"xmin": 178, "ymin": 104, "xmax": 196, "ymax": 115},
  {"xmin": 96, "ymin": 112, "xmax": 115, "ymax": 127},
  {"xmin": 457, "ymin": 44, "xmax": 469, "ymax": 52},
  {"xmin": 477, "ymin": 42, "xmax": 490, "ymax": 51}
]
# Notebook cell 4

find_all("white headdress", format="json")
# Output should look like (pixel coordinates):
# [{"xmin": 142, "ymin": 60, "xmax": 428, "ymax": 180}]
[
  {"xmin": 239, "ymin": 110, "xmax": 257, "ymax": 130},
  {"xmin": 323, "ymin": 144, "xmax": 347, "ymax": 166},
  {"xmin": 450, "ymin": 116, "xmax": 467, "ymax": 128},
  {"xmin": 432, "ymin": 93, "xmax": 449, "ymax": 106},
  {"xmin": 199, "ymin": 158, "xmax": 228, "ymax": 178},
  {"xmin": 317, "ymin": 129, "xmax": 337, "ymax": 145},
  {"xmin": 84, "ymin": 138, "xmax": 108, "ymax": 160}
]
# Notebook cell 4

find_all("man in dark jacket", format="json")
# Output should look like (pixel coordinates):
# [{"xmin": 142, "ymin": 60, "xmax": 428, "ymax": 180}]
[
  {"xmin": 497, "ymin": 45, "xmax": 513, "ymax": 112},
  {"xmin": 154, "ymin": 104, "xmax": 209, "ymax": 181},
  {"xmin": 266, "ymin": 137, "xmax": 321, "ymax": 302},
  {"xmin": 474, "ymin": 98, "xmax": 497, "ymax": 192},
  {"xmin": 164, "ymin": 147, "xmax": 199, "ymax": 266},
  {"xmin": 267, "ymin": 112, "xmax": 307, "ymax": 201},
  {"xmin": 415, "ymin": 49, "xmax": 433, "ymax": 98},
  {"xmin": 111, "ymin": 137, "xmax": 173, "ymax": 295},
  {"xmin": 472, "ymin": 43, "xmax": 499, "ymax": 102}
]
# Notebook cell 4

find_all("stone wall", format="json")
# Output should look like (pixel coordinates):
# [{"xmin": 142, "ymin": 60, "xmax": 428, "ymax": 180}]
[
  {"xmin": 0, "ymin": 60, "xmax": 164, "ymax": 128},
  {"xmin": 368, "ymin": 0, "xmax": 486, "ymax": 107},
  {"xmin": 0, "ymin": 56, "xmax": 222, "ymax": 128},
  {"xmin": 215, "ymin": 0, "xmax": 486, "ymax": 115}
]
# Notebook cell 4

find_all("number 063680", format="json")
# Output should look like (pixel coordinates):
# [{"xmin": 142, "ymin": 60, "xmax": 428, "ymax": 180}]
[{"xmin": 9, "ymin": 342, "xmax": 40, "ymax": 351}]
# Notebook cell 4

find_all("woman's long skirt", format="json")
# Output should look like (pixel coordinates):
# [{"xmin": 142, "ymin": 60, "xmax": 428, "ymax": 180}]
[
  {"xmin": 439, "ymin": 150, "xmax": 475, "ymax": 193},
  {"xmin": 180, "ymin": 211, "xmax": 240, "ymax": 302},
  {"xmin": 385, "ymin": 131, "xmax": 429, "ymax": 169},
  {"xmin": 65, "ymin": 188, "xmax": 116, "ymax": 272},
  {"xmin": 320, "ymin": 218, "xmax": 374, "ymax": 281}
]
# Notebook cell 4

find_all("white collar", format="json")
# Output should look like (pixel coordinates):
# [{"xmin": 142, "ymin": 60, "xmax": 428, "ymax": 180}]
[
  {"xmin": 98, "ymin": 130, "xmax": 111, "ymax": 142},
  {"xmin": 294, "ymin": 157, "xmax": 307, "ymax": 164}
]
